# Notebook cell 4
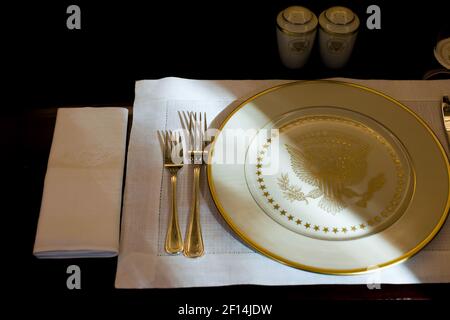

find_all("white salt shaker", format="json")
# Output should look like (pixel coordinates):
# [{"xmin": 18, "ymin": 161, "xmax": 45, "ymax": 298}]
[
  {"xmin": 276, "ymin": 6, "xmax": 318, "ymax": 69},
  {"xmin": 319, "ymin": 6, "xmax": 360, "ymax": 69}
]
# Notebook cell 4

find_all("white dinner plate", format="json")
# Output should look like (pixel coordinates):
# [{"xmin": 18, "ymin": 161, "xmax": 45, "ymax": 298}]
[{"xmin": 207, "ymin": 80, "xmax": 450, "ymax": 274}]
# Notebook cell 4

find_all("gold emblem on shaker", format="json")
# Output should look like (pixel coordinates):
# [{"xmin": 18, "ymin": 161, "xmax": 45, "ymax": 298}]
[
  {"xmin": 327, "ymin": 39, "xmax": 347, "ymax": 54},
  {"xmin": 288, "ymin": 39, "xmax": 310, "ymax": 54}
]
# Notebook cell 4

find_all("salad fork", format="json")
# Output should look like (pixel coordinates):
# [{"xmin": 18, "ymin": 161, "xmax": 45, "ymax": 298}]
[{"xmin": 163, "ymin": 131, "xmax": 184, "ymax": 254}]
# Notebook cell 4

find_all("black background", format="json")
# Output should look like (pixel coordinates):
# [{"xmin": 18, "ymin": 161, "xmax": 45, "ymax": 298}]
[
  {"xmin": 16, "ymin": 0, "xmax": 450, "ymax": 108},
  {"xmin": 10, "ymin": 0, "xmax": 450, "ymax": 315}
]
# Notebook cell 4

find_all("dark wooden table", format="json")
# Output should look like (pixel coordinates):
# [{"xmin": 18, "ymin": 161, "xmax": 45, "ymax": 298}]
[{"xmin": 19, "ymin": 104, "xmax": 449, "ymax": 314}]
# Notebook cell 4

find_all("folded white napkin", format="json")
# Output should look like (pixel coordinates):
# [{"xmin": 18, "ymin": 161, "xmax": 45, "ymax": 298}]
[{"xmin": 33, "ymin": 107, "xmax": 128, "ymax": 258}]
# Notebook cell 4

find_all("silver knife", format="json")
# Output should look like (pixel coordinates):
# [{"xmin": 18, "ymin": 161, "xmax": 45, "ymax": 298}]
[{"xmin": 442, "ymin": 95, "xmax": 450, "ymax": 147}]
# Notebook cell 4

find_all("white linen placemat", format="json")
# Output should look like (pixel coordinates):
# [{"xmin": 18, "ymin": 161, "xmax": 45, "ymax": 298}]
[
  {"xmin": 115, "ymin": 78, "xmax": 450, "ymax": 288},
  {"xmin": 34, "ymin": 107, "xmax": 128, "ymax": 258}
]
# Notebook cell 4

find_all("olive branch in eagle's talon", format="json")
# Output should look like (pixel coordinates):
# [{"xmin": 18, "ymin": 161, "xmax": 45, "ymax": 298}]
[{"xmin": 277, "ymin": 173, "xmax": 323, "ymax": 204}]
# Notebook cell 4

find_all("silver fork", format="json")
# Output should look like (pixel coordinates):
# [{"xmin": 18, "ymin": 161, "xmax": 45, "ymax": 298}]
[
  {"xmin": 184, "ymin": 112, "xmax": 207, "ymax": 258},
  {"xmin": 163, "ymin": 131, "xmax": 183, "ymax": 254}
]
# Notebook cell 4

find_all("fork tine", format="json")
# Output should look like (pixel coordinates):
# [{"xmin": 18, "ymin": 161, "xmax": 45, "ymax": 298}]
[
  {"xmin": 204, "ymin": 112, "xmax": 207, "ymax": 134},
  {"xmin": 197, "ymin": 112, "xmax": 201, "ymax": 150},
  {"xmin": 164, "ymin": 131, "xmax": 169, "ymax": 162},
  {"xmin": 168, "ymin": 130, "xmax": 172, "ymax": 153},
  {"xmin": 202, "ymin": 112, "xmax": 207, "ymax": 150},
  {"xmin": 188, "ymin": 112, "xmax": 192, "ymax": 133},
  {"xmin": 195, "ymin": 112, "xmax": 202, "ymax": 151},
  {"xmin": 178, "ymin": 131, "xmax": 183, "ymax": 157},
  {"xmin": 191, "ymin": 112, "xmax": 197, "ymax": 151},
  {"xmin": 167, "ymin": 130, "xmax": 171, "ymax": 161},
  {"xmin": 171, "ymin": 130, "xmax": 175, "ymax": 157},
  {"xmin": 173, "ymin": 131, "xmax": 177, "ymax": 157},
  {"xmin": 189, "ymin": 112, "xmax": 194, "ymax": 151},
  {"xmin": 175, "ymin": 131, "xmax": 180, "ymax": 161},
  {"xmin": 198, "ymin": 112, "xmax": 204, "ymax": 151},
  {"xmin": 172, "ymin": 130, "xmax": 177, "ymax": 161}
]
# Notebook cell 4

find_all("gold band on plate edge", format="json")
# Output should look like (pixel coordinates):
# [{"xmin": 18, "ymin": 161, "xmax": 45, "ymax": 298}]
[{"xmin": 206, "ymin": 79, "xmax": 450, "ymax": 275}]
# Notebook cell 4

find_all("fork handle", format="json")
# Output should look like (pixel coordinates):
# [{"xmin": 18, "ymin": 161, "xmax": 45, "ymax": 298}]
[
  {"xmin": 184, "ymin": 165, "xmax": 204, "ymax": 258},
  {"xmin": 165, "ymin": 174, "xmax": 183, "ymax": 254}
]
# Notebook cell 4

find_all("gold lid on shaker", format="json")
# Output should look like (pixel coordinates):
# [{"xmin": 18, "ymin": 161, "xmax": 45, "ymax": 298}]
[
  {"xmin": 277, "ymin": 6, "xmax": 318, "ymax": 36},
  {"xmin": 319, "ymin": 6, "xmax": 360, "ymax": 35}
]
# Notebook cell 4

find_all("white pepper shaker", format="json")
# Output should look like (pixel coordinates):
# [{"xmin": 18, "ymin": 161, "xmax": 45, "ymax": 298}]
[
  {"xmin": 276, "ymin": 6, "xmax": 318, "ymax": 69},
  {"xmin": 319, "ymin": 6, "xmax": 360, "ymax": 69}
]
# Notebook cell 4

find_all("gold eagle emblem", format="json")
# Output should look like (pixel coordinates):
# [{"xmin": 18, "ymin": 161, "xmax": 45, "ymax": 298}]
[{"xmin": 282, "ymin": 131, "xmax": 385, "ymax": 214}]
